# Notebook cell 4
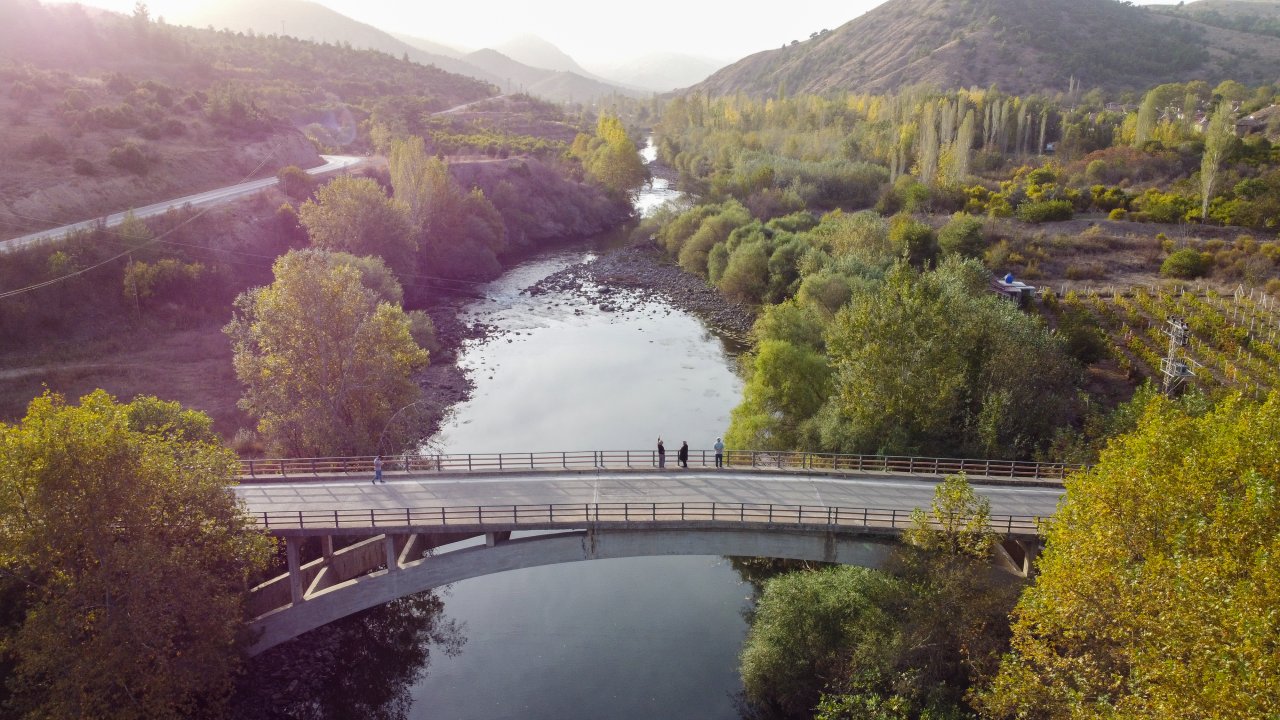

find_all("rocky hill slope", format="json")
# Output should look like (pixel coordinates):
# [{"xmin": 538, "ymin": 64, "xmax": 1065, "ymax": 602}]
[
  {"xmin": 693, "ymin": 0, "xmax": 1280, "ymax": 97},
  {"xmin": 0, "ymin": 0, "xmax": 493, "ymax": 237}
]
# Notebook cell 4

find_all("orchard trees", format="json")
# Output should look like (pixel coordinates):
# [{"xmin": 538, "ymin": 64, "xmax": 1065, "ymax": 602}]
[
  {"xmin": 0, "ymin": 391, "xmax": 273, "ymax": 720},
  {"xmin": 225, "ymin": 250, "xmax": 429, "ymax": 457}
]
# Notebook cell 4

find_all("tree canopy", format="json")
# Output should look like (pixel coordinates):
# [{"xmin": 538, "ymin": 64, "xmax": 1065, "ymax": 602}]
[
  {"xmin": 980, "ymin": 392, "xmax": 1280, "ymax": 719},
  {"xmin": 298, "ymin": 176, "xmax": 416, "ymax": 276},
  {"xmin": 224, "ymin": 250, "xmax": 429, "ymax": 457},
  {"xmin": 0, "ymin": 390, "xmax": 273, "ymax": 720}
]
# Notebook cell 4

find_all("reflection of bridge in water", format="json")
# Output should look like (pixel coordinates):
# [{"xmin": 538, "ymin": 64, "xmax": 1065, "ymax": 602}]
[{"xmin": 236, "ymin": 451, "xmax": 1074, "ymax": 655}]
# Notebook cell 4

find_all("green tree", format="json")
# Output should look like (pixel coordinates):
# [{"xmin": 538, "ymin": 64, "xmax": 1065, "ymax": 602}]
[
  {"xmin": 224, "ymin": 250, "xmax": 429, "ymax": 457},
  {"xmin": 888, "ymin": 213, "xmax": 938, "ymax": 267},
  {"xmin": 980, "ymin": 392, "xmax": 1280, "ymax": 719},
  {"xmin": 276, "ymin": 165, "xmax": 316, "ymax": 201},
  {"xmin": 298, "ymin": 176, "xmax": 415, "ymax": 275},
  {"xmin": 740, "ymin": 566, "xmax": 905, "ymax": 717},
  {"xmin": 0, "ymin": 390, "xmax": 273, "ymax": 720},
  {"xmin": 818, "ymin": 259, "xmax": 1079, "ymax": 457},
  {"xmin": 388, "ymin": 138, "xmax": 505, "ymax": 282},
  {"xmin": 937, "ymin": 214, "xmax": 986, "ymax": 259},
  {"xmin": 1200, "ymin": 103, "xmax": 1235, "ymax": 221},
  {"xmin": 571, "ymin": 113, "xmax": 648, "ymax": 195}
]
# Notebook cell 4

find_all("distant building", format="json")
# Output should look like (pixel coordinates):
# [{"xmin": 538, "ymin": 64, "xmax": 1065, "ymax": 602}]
[
  {"xmin": 1235, "ymin": 104, "xmax": 1280, "ymax": 137},
  {"xmin": 990, "ymin": 273, "xmax": 1036, "ymax": 306}
]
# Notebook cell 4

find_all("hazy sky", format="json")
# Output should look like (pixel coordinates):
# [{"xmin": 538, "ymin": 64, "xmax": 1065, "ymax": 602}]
[{"xmin": 51, "ymin": 0, "xmax": 1168, "ymax": 65}]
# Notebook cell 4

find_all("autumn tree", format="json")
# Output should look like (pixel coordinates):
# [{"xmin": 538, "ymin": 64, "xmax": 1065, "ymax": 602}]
[
  {"xmin": 224, "ymin": 250, "xmax": 429, "ymax": 457},
  {"xmin": 571, "ymin": 113, "xmax": 648, "ymax": 195},
  {"xmin": 298, "ymin": 176, "xmax": 415, "ymax": 275},
  {"xmin": 979, "ymin": 392, "xmax": 1280, "ymax": 719},
  {"xmin": 1200, "ymin": 103, "xmax": 1235, "ymax": 221},
  {"xmin": 0, "ymin": 391, "xmax": 273, "ymax": 720},
  {"xmin": 388, "ymin": 137, "xmax": 505, "ymax": 282}
]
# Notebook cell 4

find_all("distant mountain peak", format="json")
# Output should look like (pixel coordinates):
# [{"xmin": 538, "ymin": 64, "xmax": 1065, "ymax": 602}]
[{"xmin": 491, "ymin": 34, "xmax": 590, "ymax": 75}]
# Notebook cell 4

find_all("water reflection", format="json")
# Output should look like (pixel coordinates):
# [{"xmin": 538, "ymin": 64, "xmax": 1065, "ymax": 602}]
[{"xmin": 233, "ymin": 591, "xmax": 464, "ymax": 720}]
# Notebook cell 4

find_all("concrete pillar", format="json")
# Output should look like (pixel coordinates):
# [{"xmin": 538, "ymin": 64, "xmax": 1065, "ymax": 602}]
[
  {"xmin": 321, "ymin": 535, "xmax": 334, "ymax": 561},
  {"xmin": 286, "ymin": 537, "xmax": 304, "ymax": 605},
  {"xmin": 485, "ymin": 531, "xmax": 511, "ymax": 547},
  {"xmin": 1023, "ymin": 541, "xmax": 1042, "ymax": 578},
  {"xmin": 384, "ymin": 534, "xmax": 400, "ymax": 572}
]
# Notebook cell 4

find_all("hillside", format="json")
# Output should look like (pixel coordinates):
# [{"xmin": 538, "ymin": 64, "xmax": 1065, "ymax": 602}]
[
  {"xmin": 169, "ymin": 0, "xmax": 503, "ymax": 86},
  {"xmin": 465, "ymin": 49, "xmax": 646, "ymax": 101},
  {"xmin": 693, "ymin": 0, "xmax": 1280, "ymax": 97},
  {"xmin": 1150, "ymin": 0, "xmax": 1280, "ymax": 38},
  {"xmin": 0, "ymin": 0, "xmax": 494, "ymax": 238},
  {"xmin": 163, "ymin": 0, "xmax": 638, "ymax": 103}
]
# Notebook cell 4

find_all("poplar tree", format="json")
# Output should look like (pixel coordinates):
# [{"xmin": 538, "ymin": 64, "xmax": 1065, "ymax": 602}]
[
  {"xmin": 917, "ymin": 102, "xmax": 939, "ymax": 185},
  {"xmin": 1134, "ymin": 89, "xmax": 1159, "ymax": 147},
  {"xmin": 1200, "ymin": 104, "xmax": 1235, "ymax": 221}
]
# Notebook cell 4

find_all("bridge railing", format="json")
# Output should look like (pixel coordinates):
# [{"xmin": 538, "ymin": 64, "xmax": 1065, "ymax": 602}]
[
  {"xmin": 253, "ymin": 501, "xmax": 1045, "ymax": 537},
  {"xmin": 238, "ymin": 450, "xmax": 1080, "ymax": 483}
]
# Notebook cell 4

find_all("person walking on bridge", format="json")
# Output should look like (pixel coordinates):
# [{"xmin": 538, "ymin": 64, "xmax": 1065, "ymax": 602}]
[
  {"xmin": 657, "ymin": 438, "xmax": 666, "ymax": 468},
  {"xmin": 678, "ymin": 441, "xmax": 689, "ymax": 468},
  {"xmin": 374, "ymin": 455, "xmax": 384, "ymax": 484},
  {"xmin": 714, "ymin": 437, "xmax": 724, "ymax": 468}
]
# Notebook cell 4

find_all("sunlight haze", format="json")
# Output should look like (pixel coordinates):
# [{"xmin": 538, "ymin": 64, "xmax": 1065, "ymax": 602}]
[{"xmin": 48, "ymin": 0, "xmax": 1169, "ymax": 66}]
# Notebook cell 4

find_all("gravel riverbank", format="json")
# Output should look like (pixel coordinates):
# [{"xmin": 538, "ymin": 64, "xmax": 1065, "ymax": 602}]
[{"xmin": 411, "ymin": 238, "xmax": 756, "ymax": 445}]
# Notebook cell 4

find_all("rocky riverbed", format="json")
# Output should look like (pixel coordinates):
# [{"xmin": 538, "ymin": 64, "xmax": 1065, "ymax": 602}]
[
  {"xmin": 526, "ymin": 240, "xmax": 756, "ymax": 342},
  {"xmin": 410, "ymin": 238, "xmax": 756, "ymax": 447}
]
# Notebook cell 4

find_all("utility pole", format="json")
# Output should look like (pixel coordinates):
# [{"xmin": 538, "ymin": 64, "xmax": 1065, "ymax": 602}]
[{"xmin": 1160, "ymin": 316, "xmax": 1194, "ymax": 397}]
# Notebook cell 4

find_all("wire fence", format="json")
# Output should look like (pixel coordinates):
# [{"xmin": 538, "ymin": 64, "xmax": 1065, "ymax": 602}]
[{"xmin": 238, "ymin": 450, "xmax": 1079, "ymax": 484}]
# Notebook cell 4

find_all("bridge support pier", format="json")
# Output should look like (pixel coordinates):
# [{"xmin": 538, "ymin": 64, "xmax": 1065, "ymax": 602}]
[
  {"xmin": 286, "ymin": 537, "xmax": 304, "ymax": 605},
  {"xmin": 384, "ymin": 534, "xmax": 409, "ymax": 572},
  {"xmin": 485, "ymin": 531, "xmax": 511, "ymax": 547},
  {"xmin": 997, "ymin": 538, "xmax": 1042, "ymax": 577}
]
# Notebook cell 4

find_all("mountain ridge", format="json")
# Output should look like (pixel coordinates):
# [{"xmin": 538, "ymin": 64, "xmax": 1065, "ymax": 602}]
[
  {"xmin": 167, "ymin": 0, "xmax": 639, "ymax": 102},
  {"xmin": 692, "ymin": 0, "xmax": 1280, "ymax": 97}
]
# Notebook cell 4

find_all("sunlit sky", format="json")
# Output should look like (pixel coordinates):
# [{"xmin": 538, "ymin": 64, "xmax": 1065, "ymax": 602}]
[{"xmin": 51, "ymin": 0, "xmax": 1169, "ymax": 65}]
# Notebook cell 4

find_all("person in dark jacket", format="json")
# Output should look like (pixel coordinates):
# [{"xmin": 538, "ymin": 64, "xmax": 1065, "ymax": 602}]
[
  {"xmin": 678, "ymin": 441, "xmax": 689, "ymax": 468},
  {"xmin": 657, "ymin": 437, "xmax": 666, "ymax": 468}
]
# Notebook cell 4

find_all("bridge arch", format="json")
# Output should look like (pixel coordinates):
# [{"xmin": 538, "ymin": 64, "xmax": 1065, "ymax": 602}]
[{"xmin": 248, "ymin": 526, "xmax": 898, "ymax": 655}]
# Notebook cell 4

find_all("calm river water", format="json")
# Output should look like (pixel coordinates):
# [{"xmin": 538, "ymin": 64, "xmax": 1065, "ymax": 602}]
[{"xmin": 407, "ymin": 140, "xmax": 754, "ymax": 719}]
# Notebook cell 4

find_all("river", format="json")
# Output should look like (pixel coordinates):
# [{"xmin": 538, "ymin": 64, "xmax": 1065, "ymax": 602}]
[{"xmin": 406, "ymin": 139, "xmax": 754, "ymax": 719}]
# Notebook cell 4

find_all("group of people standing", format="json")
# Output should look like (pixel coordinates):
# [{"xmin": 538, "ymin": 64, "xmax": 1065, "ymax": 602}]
[{"xmin": 656, "ymin": 437, "xmax": 726, "ymax": 468}]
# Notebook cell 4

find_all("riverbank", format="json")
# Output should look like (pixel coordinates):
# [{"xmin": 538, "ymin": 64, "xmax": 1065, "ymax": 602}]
[
  {"xmin": 528, "ymin": 240, "xmax": 756, "ymax": 343},
  {"xmin": 411, "ymin": 237, "xmax": 756, "ymax": 448}
]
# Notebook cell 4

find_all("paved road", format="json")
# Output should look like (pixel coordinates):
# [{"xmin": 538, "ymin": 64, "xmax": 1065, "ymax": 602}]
[
  {"xmin": 235, "ymin": 471, "xmax": 1065, "ymax": 522},
  {"xmin": 0, "ymin": 154, "xmax": 362, "ymax": 254}
]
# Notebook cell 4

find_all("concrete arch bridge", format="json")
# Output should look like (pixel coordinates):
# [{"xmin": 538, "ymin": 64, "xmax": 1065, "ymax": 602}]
[{"xmin": 236, "ymin": 450, "xmax": 1073, "ymax": 655}]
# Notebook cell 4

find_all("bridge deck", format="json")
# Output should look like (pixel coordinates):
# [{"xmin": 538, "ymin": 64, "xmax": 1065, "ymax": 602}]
[{"xmin": 235, "ymin": 469, "xmax": 1064, "ymax": 536}]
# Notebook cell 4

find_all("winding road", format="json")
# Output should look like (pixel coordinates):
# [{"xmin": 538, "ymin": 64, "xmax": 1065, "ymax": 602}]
[{"xmin": 0, "ymin": 154, "xmax": 362, "ymax": 254}]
